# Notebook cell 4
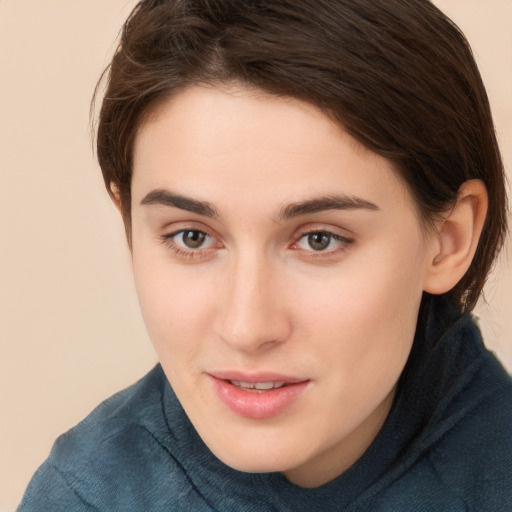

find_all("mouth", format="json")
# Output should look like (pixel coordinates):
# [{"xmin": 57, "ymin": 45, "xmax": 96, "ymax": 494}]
[
  {"xmin": 208, "ymin": 372, "xmax": 310, "ymax": 419},
  {"xmin": 228, "ymin": 380, "xmax": 287, "ymax": 392}
]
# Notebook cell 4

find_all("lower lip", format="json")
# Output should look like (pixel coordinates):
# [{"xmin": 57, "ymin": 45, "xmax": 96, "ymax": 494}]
[{"xmin": 210, "ymin": 377, "xmax": 309, "ymax": 419}]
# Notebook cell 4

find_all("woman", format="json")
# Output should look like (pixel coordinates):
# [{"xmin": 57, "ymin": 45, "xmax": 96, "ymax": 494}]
[{"xmin": 19, "ymin": 0, "xmax": 511, "ymax": 510}]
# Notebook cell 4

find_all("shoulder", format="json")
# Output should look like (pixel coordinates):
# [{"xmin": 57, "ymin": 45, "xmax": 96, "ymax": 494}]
[
  {"xmin": 47, "ymin": 364, "xmax": 170, "ymax": 470},
  {"xmin": 18, "ymin": 365, "xmax": 216, "ymax": 512},
  {"xmin": 369, "ymin": 347, "xmax": 512, "ymax": 512},
  {"xmin": 414, "ymin": 308, "xmax": 512, "ymax": 509},
  {"xmin": 424, "ymin": 351, "xmax": 512, "ymax": 511},
  {"xmin": 361, "ymin": 302, "xmax": 512, "ymax": 512}
]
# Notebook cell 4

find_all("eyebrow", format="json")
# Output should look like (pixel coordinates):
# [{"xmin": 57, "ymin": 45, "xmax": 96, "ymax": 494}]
[
  {"xmin": 277, "ymin": 195, "xmax": 379, "ymax": 220},
  {"xmin": 140, "ymin": 189, "xmax": 379, "ymax": 221},
  {"xmin": 140, "ymin": 189, "xmax": 219, "ymax": 218}
]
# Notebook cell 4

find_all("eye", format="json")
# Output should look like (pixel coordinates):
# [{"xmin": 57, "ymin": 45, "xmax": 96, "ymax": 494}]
[
  {"xmin": 296, "ymin": 230, "xmax": 353, "ymax": 253},
  {"xmin": 175, "ymin": 229, "xmax": 210, "ymax": 249},
  {"xmin": 161, "ymin": 228, "xmax": 219, "ymax": 256}
]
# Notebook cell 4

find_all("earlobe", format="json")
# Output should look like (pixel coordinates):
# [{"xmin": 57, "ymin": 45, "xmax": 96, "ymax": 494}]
[{"xmin": 423, "ymin": 179, "xmax": 488, "ymax": 295}]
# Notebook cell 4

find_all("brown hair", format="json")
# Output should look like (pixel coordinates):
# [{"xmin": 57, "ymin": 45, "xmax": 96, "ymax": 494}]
[{"xmin": 95, "ymin": 0, "xmax": 508, "ymax": 312}]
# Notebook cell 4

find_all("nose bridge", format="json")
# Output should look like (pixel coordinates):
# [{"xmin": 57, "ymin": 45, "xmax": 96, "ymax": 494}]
[{"xmin": 215, "ymin": 248, "xmax": 289, "ymax": 351}]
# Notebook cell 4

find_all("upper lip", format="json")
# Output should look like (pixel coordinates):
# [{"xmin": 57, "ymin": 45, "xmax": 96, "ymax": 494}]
[{"xmin": 208, "ymin": 370, "xmax": 308, "ymax": 384}]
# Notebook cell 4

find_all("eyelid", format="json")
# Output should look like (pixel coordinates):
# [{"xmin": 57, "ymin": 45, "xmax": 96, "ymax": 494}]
[
  {"xmin": 291, "ymin": 223, "xmax": 354, "ymax": 243},
  {"xmin": 160, "ymin": 219, "xmax": 219, "ymax": 242},
  {"xmin": 290, "ymin": 225, "xmax": 355, "ymax": 258},
  {"xmin": 160, "ymin": 224, "xmax": 223, "ymax": 260},
  {"xmin": 169, "ymin": 228, "xmax": 216, "ymax": 248},
  {"xmin": 167, "ymin": 226, "xmax": 213, "ymax": 240}
]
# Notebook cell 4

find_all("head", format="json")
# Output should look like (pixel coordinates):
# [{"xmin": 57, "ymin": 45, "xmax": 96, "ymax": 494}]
[
  {"xmin": 96, "ymin": 0, "xmax": 507, "ymax": 312},
  {"xmin": 94, "ymin": 0, "xmax": 507, "ymax": 487}
]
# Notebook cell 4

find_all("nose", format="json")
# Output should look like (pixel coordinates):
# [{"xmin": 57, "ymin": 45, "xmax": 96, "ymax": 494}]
[{"xmin": 213, "ymin": 252, "xmax": 292, "ymax": 353}]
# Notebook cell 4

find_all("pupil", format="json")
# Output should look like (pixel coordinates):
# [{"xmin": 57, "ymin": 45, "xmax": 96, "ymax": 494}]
[
  {"xmin": 183, "ymin": 231, "xmax": 205, "ymax": 249},
  {"xmin": 308, "ymin": 232, "xmax": 330, "ymax": 251}
]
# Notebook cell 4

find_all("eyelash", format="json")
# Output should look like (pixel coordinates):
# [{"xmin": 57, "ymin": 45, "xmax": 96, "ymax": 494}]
[
  {"xmin": 294, "ymin": 230, "xmax": 354, "ymax": 259},
  {"xmin": 160, "ymin": 229, "xmax": 218, "ymax": 260},
  {"xmin": 160, "ymin": 228, "xmax": 354, "ymax": 260}
]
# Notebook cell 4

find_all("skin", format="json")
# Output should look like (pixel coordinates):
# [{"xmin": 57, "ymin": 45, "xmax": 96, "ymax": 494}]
[{"xmin": 128, "ymin": 84, "xmax": 450, "ymax": 488}]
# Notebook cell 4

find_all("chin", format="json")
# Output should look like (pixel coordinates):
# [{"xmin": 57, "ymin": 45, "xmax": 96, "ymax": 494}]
[
  {"xmin": 217, "ymin": 448, "xmax": 299, "ymax": 474},
  {"xmin": 201, "ymin": 426, "xmax": 311, "ymax": 474}
]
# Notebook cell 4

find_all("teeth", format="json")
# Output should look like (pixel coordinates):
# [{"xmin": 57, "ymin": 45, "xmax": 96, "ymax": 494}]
[
  {"xmin": 253, "ymin": 381, "xmax": 285, "ymax": 390},
  {"xmin": 230, "ymin": 380, "xmax": 286, "ymax": 390}
]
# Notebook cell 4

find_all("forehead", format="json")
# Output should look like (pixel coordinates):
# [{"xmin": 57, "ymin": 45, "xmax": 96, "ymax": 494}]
[
  {"xmin": 136, "ymin": 84, "xmax": 352, "ymax": 157},
  {"xmin": 132, "ymin": 85, "xmax": 414, "ymax": 215}
]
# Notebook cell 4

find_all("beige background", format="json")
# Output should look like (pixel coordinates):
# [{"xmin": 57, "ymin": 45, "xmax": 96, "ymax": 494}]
[{"xmin": 0, "ymin": 1, "xmax": 510, "ymax": 510}]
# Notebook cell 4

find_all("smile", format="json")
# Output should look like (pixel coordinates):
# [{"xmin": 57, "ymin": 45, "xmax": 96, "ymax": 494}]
[
  {"xmin": 209, "ymin": 372, "xmax": 310, "ymax": 419},
  {"xmin": 229, "ymin": 380, "xmax": 286, "ymax": 391}
]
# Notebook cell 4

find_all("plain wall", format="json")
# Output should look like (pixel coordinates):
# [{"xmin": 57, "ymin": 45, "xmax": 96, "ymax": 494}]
[{"xmin": 0, "ymin": 1, "xmax": 510, "ymax": 510}]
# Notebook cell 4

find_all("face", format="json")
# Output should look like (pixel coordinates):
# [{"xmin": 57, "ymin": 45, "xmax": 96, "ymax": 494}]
[{"xmin": 130, "ymin": 84, "xmax": 437, "ymax": 487}]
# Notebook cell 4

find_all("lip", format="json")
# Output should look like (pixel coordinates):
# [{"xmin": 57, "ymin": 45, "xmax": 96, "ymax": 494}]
[{"xmin": 208, "ymin": 371, "xmax": 310, "ymax": 419}]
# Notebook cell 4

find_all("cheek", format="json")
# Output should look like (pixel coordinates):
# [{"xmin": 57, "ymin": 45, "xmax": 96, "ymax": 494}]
[
  {"xmin": 301, "ymin": 238, "xmax": 426, "ymax": 386},
  {"xmin": 131, "ymin": 247, "xmax": 215, "ymax": 355}
]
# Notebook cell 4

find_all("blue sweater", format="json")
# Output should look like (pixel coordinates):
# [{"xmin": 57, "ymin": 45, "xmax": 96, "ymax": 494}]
[{"xmin": 19, "ymin": 297, "xmax": 512, "ymax": 511}]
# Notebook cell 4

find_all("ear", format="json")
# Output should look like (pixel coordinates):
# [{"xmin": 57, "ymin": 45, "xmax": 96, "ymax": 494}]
[
  {"xmin": 109, "ymin": 182, "xmax": 123, "ymax": 214},
  {"xmin": 109, "ymin": 182, "xmax": 134, "ymax": 256},
  {"xmin": 423, "ymin": 179, "xmax": 488, "ymax": 295}
]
